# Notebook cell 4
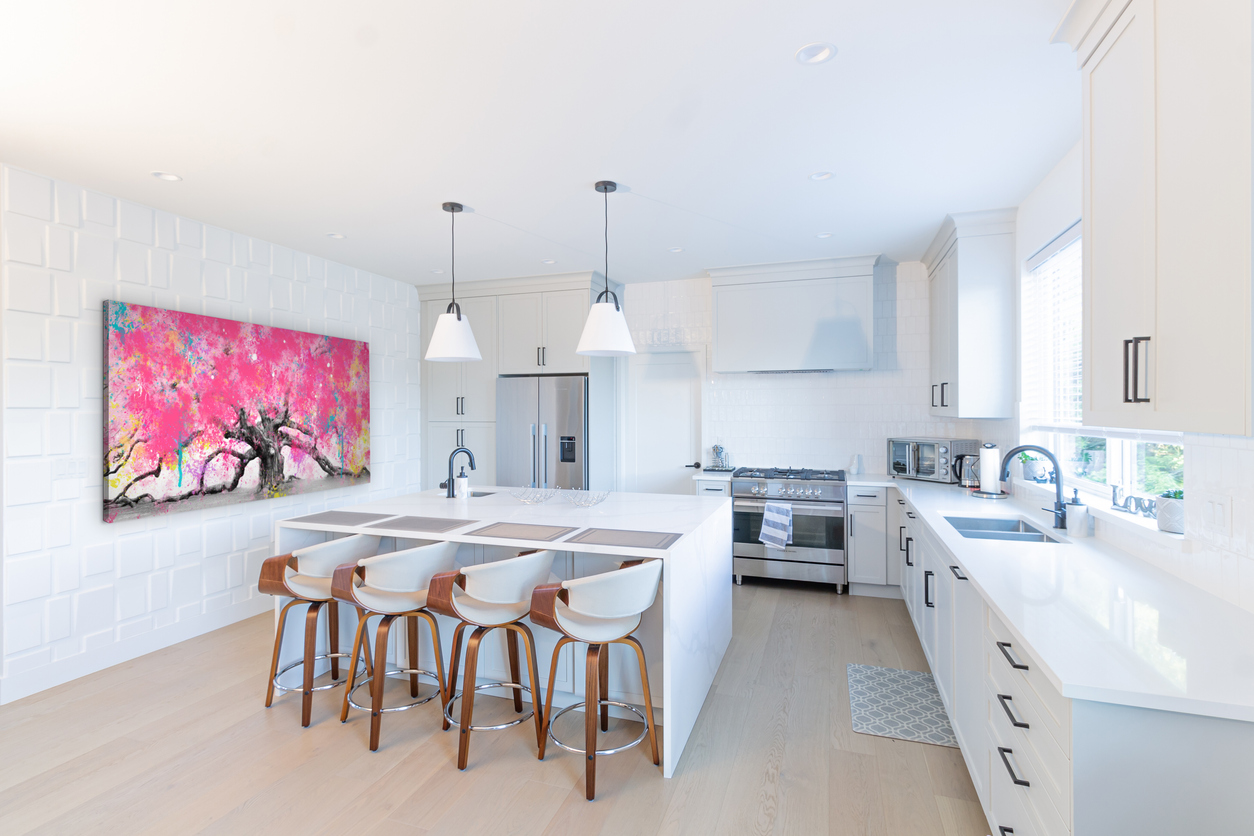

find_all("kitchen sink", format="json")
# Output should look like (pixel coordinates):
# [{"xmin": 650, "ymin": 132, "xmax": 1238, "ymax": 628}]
[
  {"xmin": 944, "ymin": 516, "xmax": 1065, "ymax": 544},
  {"xmin": 469, "ymin": 491, "xmax": 495, "ymax": 497}
]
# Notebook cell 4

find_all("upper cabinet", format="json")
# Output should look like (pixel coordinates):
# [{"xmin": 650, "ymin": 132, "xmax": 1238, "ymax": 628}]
[
  {"xmin": 498, "ymin": 289, "xmax": 590, "ymax": 375},
  {"xmin": 709, "ymin": 256, "xmax": 880, "ymax": 374},
  {"xmin": 422, "ymin": 296, "xmax": 498, "ymax": 422},
  {"xmin": 1057, "ymin": 0, "xmax": 1252, "ymax": 434},
  {"xmin": 922, "ymin": 210, "xmax": 1016, "ymax": 419}
]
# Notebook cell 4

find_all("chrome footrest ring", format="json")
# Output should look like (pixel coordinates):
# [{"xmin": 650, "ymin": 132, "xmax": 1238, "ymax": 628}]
[
  {"xmin": 548, "ymin": 700, "xmax": 649, "ymax": 756},
  {"xmin": 346, "ymin": 669, "xmax": 442, "ymax": 713},
  {"xmin": 443, "ymin": 682, "xmax": 535, "ymax": 731},
  {"xmin": 272, "ymin": 653, "xmax": 362, "ymax": 694}
]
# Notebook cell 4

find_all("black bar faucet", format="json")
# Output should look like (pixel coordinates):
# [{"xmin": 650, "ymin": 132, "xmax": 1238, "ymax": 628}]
[
  {"xmin": 999, "ymin": 445, "xmax": 1067, "ymax": 530},
  {"xmin": 447, "ymin": 447, "xmax": 476, "ymax": 498}
]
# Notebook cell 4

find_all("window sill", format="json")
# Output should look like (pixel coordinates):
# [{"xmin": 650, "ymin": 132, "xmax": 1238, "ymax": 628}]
[{"xmin": 1010, "ymin": 478, "xmax": 1194, "ymax": 553}]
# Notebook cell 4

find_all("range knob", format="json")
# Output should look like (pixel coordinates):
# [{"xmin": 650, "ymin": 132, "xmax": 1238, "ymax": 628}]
[{"xmin": 750, "ymin": 485, "xmax": 759, "ymax": 494}]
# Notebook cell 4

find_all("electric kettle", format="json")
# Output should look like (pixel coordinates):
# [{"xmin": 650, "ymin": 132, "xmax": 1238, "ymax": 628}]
[{"xmin": 955, "ymin": 454, "xmax": 981, "ymax": 488}]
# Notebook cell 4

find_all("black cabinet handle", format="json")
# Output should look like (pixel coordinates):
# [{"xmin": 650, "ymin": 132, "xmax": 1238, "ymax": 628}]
[
  {"xmin": 998, "ymin": 747, "xmax": 1030, "ymax": 787},
  {"xmin": 897, "ymin": 498, "xmax": 905, "ymax": 504},
  {"xmin": 855, "ymin": 493, "xmax": 878, "ymax": 498},
  {"xmin": 538, "ymin": 347, "xmax": 542, "ymax": 367},
  {"xmin": 997, "ymin": 694, "xmax": 1029, "ymax": 729},
  {"xmin": 940, "ymin": 382, "xmax": 948, "ymax": 407},
  {"xmin": 931, "ymin": 384, "xmax": 938, "ymax": 407},
  {"xmin": 924, "ymin": 570, "xmax": 934, "ymax": 607},
  {"xmin": 996, "ymin": 641, "xmax": 1029, "ymax": 671},
  {"xmin": 899, "ymin": 525, "xmax": 906, "ymax": 551},
  {"xmin": 949, "ymin": 565, "xmax": 967, "ymax": 580},
  {"xmin": 703, "ymin": 487, "xmax": 723, "ymax": 492},
  {"xmin": 999, "ymin": 828, "xmax": 1015, "ymax": 835},
  {"xmin": 905, "ymin": 537, "xmax": 914, "ymax": 567},
  {"xmin": 542, "ymin": 346, "xmax": 547, "ymax": 366},
  {"xmin": 906, "ymin": 511, "xmax": 916, "ymax": 519}
]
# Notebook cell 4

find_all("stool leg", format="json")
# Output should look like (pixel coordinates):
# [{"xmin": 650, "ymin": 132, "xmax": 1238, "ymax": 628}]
[
  {"xmin": 359, "ymin": 608, "xmax": 374, "ymax": 679},
  {"xmin": 621, "ymin": 635, "xmax": 660, "ymax": 766},
  {"xmin": 538, "ymin": 636, "xmax": 573, "ymax": 760},
  {"xmin": 416, "ymin": 610, "xmax": 446, "ymax": 707},
  {"xmin": 328, "ymin": 600, "xmax": 340, "ymax": 680},
  {"xmin": 506, "ymin": 628, "xmax": 523, "ymax": 713},
  {"xmin": 266, "ymin": 599, "xmax": 300, "ymax": 707},
  {"xmin": 585, "ymin": 643, "xmax": 601, "ymax": 801},
  {"xmin": 598, "ymin": 643, "xmax": 610, "ymax": 732},
  {"xmin": 301, "ymin": 601, "xmax": 323, "ymax": 727},
  {"xmin": 407, "ymin": 615, "xmax": 421, "ymax": 698},
  {"xmin": 370, "ymin": 615, "xmax": 396, "ymax": 751},
  {"xmin": 457, "ymin": 626, "xmax": 489, "ymax": 770},
  {"xmin": 510, "ymin": 622, "xmax": 546, "ymax": 750},
  {"xmin": 444, "ymin": 622, "xmax": 468, "ymax": 732},
  {"xmin": 341, "ymin": 610, "xmax": 372, "ymax": 723}
]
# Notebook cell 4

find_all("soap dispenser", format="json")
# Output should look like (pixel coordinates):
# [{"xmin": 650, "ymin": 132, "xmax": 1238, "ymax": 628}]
[
  {"xmin": 454, "ymin": 466, "xmax": 470, "ymax": 500},
  {"xmin": 1065, "ymin": 488, "xmax": 1090, "ymax": 537}
]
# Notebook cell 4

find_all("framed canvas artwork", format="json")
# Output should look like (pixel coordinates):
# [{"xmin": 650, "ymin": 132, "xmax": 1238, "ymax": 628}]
[{"xmin": 104, "ymin": 301, "xmax": 370, "ymax": 522}]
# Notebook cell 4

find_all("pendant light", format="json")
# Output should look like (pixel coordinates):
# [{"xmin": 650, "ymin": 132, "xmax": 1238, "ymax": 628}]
[
  {"xmin": 425, "ymin": 201, "xmax": 482, "ymax": 362},
  {"xmin": 576, "ymin": 180, "xmax": 637, "ymax": 356}
]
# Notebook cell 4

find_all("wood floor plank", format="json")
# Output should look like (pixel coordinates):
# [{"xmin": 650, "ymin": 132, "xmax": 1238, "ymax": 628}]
[{"xmin": 0, "ymin": 581, "xmax": 991, "ymax": 836}]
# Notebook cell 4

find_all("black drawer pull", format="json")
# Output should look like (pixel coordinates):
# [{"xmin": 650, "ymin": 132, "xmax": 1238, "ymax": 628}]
[
  {"xmin": 924, "ymin": 570, "xmax": 934, "ymax": 607},
  {"xmin": 899, "ymin": 525, "xmax": 906, "ymax": 551},
  {"xmin": 998, "ymin": 747, "xmax": 1030, "ymax": 787},
  {"xmin": 996, "ymin": 641, "xmax": 1029, "ymax": 671},
  {"xmin": 906, "ymin": 511, "xmax": 916, "ymax": 519},
  {"xmin": 997, "ymin": 693, "xmax": 1029, "ymax": 729},
  {"xmin": 855, "ymin": 493, "xmax": 878, "ymax": 498},
  {"xmin": 905, "ymin": 537, "xmax": 914, "ymax": 567},
  {"xmin": 949, "ymin": 565, "xmax": 967, "ymax": 580},
  {"xmin": 999, "ymin": 828, "xmax": 1015, "ymax": 835}
]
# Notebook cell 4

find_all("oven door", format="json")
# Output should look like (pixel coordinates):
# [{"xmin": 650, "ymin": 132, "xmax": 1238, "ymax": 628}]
[
  {"xmin": 733, "ymin": 499, "xmax": 845, "ymax": 565},
  {"xmin": 914, "ymin": 442, "xmax": 940, "ymax": 480},
  {"xmin": 889, "ymin": 440, "xmax": 916, "ymax": 477}
]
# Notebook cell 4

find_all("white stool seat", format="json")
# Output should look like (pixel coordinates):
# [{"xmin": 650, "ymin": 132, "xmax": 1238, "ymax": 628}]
[
  {"xmin": 352, "ymin": 586, "xmax": 428, "ymax": 613},
  {"xmin": 283, "ymin": 573, "xmax": 333, "ymax": 600},
  {"xmin": 555, "ymin": 601, "xmax": 640, "ymax": 643},
  {"xmin": 285, "ymin": 534, "xmax": 383, "ymax": 601}
]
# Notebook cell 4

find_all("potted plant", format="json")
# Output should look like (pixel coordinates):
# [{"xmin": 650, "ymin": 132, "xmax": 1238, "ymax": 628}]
[
  {"xmin": 1157, "ymin": 489, "xmax": 1184, "ymax": 534},
  {"xmin": 1019, "ymin": 451, "xmax": 1048, "ymax": 482}
]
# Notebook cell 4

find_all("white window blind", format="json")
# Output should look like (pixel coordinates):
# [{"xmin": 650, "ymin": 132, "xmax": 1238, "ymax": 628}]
[{"xmin": 1022, "ymin": 225, "xmax": 1082, "ymax": 427}]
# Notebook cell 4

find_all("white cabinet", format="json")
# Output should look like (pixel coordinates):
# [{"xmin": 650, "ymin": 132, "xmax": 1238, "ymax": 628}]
[
  {"xmin": 886, "ymin": 491, "xmax": 907, "ymax": 587},
  {"xmin": 1060, "ymin": 0, "xmax": 1252, "ymax": 434},
  {"xmin": 709, "ymin": 256, "xmax": 880, "ymax": 373},
  {"xmin": 424, "ymin": 423, "xmax": 496, "ymax": 491},
  {"xmin": 694, "ymin": 479, "xmax": 730, "ymax": 497},
  {"xmin": 952, "ymin": 562, "xmax": 988, "ymax": 806},
  {"xmin": 498, "ymin": 289, "xmax": 590, "ymax": 375},
  {"xmin": 848, "ymin": 492, "xmax": 887, "ymax": 585},
  {"xmin": 923, "ymin": 210, "xmax": 1016, "ymax": 419},
  {"xmin": 423, "ymin": 296, "xmax": 498, "ymax": 422}
]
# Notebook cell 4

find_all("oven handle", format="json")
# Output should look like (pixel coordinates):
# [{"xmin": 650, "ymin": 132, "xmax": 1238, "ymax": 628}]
[{"xmin": 733, "ymin": 500, "xmax": 845, "ymax": 516}]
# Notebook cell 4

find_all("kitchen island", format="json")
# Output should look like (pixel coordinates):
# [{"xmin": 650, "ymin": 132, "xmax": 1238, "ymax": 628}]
[{"xmin": 273, "ymin": 487, "xmax": 732, "ymax": 777}]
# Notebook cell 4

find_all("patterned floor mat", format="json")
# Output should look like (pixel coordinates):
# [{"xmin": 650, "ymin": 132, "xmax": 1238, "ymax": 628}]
[{"xmin": 846, "ymin": 663, "xmax": 958, "ymax": 748}]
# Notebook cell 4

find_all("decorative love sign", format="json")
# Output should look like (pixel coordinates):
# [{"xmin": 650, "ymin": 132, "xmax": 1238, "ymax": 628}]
[{"xmin": 103, "ymin": 301, "xmax": 370, "ymax": 522}]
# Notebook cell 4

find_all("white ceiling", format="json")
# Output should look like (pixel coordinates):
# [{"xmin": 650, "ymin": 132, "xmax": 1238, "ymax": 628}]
[{"xmin": 0, "ymin": 0, "xmax": 1079, "ymax": 287}]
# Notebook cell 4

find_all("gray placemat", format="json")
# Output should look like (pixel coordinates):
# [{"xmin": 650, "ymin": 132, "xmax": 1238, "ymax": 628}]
[
  {"xmin": 465, "ymin": 522, "xmax": 579, "ymax": 542},
  {"xmin": 289, "ymin": 511, "xmax": 397, "ymax": 526},
  {"xmin": 564, "ymin": 528, "xmax": 683, "ymax": 550},
  {"xmin": 846, "ymin": 663, "xmax": 957, "ymax": 748},
  {"xmin": 364, "ymin": 516, "xmax": 476, "ymax": 534}
]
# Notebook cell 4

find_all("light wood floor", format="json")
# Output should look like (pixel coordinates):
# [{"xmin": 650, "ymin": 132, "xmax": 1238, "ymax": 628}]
[{"xmin": 0, "ymin": 580, "xmax": 990, "ymax": 835}]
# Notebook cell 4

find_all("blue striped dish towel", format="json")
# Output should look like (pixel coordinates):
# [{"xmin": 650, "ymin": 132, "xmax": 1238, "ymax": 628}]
[{"xmin": 760, "ymin": 501, "xmax": 793, "ymax": 550}]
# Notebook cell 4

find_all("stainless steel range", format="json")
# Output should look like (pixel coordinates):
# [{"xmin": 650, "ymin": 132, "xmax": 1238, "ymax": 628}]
[{"xmin": 731, "ymin": 467, "xmax": 847, "ymax": 592}]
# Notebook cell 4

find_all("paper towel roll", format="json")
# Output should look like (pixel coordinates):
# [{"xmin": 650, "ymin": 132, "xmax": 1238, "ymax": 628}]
[{"xmin": 979, "ymin": 444, "xmax": 1001, "ymax": 493}]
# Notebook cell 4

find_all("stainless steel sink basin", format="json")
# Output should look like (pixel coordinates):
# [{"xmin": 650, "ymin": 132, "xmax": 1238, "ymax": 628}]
[
  {"xmin": 470, "ymin": 491, "xmax": 494, "ymax": 498},
  {"xmin": 944, "ymin": 516, "xmax": 1065, "ymax": 544}
]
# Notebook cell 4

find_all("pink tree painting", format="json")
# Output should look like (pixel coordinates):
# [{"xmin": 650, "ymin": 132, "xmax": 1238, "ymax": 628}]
[{"xmin": 104, "ymin": 301, "xmax": 370, "ymax": 522}]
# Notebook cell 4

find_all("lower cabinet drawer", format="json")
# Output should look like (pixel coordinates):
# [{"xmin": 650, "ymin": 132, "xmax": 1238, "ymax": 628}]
[
  {"xmin": 989, "ymin": 719, "xmax": 1040, "ymax": 836},
  {"xmin": 988, "ymin": 685, "xmax": 1070, "ymax": 836},
  {"xmin": 985, "ymin": 610, "xmax": 1071, "ymax": 755},
  {"xmin": 848, "ymin": 486, "xmax": 887, "ymax": 505},
  {"xmin": 695, "ymin": 480, "xmax": 729, "ymax": 496}
]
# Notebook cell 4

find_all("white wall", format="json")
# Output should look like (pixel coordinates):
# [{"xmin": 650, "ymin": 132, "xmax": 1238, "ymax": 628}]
[
  {"xmin": 0, "ymin": 164, "xmax": 422, "ymax": 702},
  {"xmin": 625, "ymin": 264, "xmax": 1011, "ymax": 473}
]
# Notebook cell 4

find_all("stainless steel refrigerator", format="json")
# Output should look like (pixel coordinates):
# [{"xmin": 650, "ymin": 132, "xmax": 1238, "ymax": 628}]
[{"xmin": 496, "ymin": 375, "xmax": 589, "ymax": 489}]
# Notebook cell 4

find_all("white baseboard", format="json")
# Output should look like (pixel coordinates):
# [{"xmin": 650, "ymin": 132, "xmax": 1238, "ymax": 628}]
[
  {"xmin": 0, "ymin": 596, "xmax": 272, "ymax": 705},
  {"xmin": 849, "ymin": 582, "xmax": 903, "ymax": 600}
]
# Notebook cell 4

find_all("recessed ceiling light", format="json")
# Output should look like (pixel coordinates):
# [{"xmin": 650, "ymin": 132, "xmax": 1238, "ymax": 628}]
[
  {"xmin": 817, "ymin": 232, "xmax": 833, "ymax": 239},
  {"xmin": 668, "ymin": 247, "xmax": 683, "ymax": 253},
  {"xmin": 809, "ymin": 171, "xmax": 834, "ymax": 181},
  {"xmin": 431, "ymin": 269, "xmax": 445, "ymax": 274},
  {"xmin": 541, "ymin": 259, "xmax": 556, "ymax": 264},
  {"xmin": 795, "ymin": 43, "xmax": 837, "ymax": 65},
  {"xmin": 151, "ymin": 171, "xmax": 182, "ymax": 181},
  {"xmin": 325, "ymin": 232, "xmax": 346, "ymax": 239}
]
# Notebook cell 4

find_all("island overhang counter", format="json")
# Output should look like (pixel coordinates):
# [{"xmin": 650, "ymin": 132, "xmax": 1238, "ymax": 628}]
[{"xmin": 272, "ymin": 487, "xmax": 733, "ymax": 777}]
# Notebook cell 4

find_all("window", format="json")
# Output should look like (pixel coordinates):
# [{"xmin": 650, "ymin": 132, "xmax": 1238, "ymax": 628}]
[{"xmin": 1019, "ymin": 222, "xmax": 1183, "ymax": 500}]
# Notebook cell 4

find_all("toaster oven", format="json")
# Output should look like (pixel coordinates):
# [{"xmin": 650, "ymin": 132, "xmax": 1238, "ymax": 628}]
[{"xmin": 887, "ymin": 438, "xmax": 980, "ymax": 484}]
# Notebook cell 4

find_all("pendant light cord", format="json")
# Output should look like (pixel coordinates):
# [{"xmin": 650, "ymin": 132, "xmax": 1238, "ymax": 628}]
[
  {"xmin": 603, "ymin": 189, "xmax": 609, "ymax": 294},
  {"xmin": 450, "ymin": 209, "xmax": 457, "ymax": 318}
]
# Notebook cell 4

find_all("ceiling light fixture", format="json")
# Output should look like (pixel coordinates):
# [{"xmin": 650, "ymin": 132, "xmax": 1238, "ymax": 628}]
[
  {"xmin": 795, "ymin": 42, "xmax": 837, "ymax": 64},
  {"xmin": 151, "ymin": 171, "xmax": 182, "ymax": 181},
  {"xmin": 668, "ymin": 247, "xmax": 683, "ymax": 253},
  {"xmin": 817, "ymin": 232, "xmax": 833, "ymax": 239},
  {"xmin": 424, "ymin": 202, "xmax": 481, "ymax": 363},
  {"xmin": 809, "ymin": 171, "xmax": 834, "ymax": 181},
  {"xmin": 576, "ymin": 181, "xmax": 636, "ymax": 357}
]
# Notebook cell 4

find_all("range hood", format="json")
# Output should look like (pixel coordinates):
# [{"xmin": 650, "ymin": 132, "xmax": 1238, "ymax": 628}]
[{"xmin": 709, "ymin": 256, "xmax": 884, "ymax": 373}]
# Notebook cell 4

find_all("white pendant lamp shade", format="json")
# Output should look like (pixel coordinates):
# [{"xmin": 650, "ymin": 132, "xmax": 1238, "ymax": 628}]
[
  {"xmin": 577, "ymin": 180, "xmax": 637, "ymax": 357},
  {"xmin": 426, "ymin": 306, "xmax": 481, "ymax": 362},
  {"xmin": 425, "ymin": 201, "xmax": 482, "ymax": 362},
  {"xmin": 577, "ymin": 296, "xmax": 636, "ymax": 356}
]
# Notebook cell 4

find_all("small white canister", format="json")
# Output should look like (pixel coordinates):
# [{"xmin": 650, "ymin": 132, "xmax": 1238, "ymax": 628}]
[{"xmin": 1066, "ymin": 503, "xmax": 1090, "ymax": 538}]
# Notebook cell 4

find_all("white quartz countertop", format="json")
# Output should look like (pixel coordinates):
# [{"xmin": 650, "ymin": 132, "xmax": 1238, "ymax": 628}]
[
  {"xmin": 890, "ymin": 479, "xmax": 1254, "ymax": 723},
  {"xmin": 279, "ymin": 487, "xmax": 729, "ymax": 559}
]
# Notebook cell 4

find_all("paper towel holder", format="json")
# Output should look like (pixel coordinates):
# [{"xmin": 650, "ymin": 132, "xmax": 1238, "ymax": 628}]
[{"xmin": 971, "ymin": 442, "xmax": 1010, "ymax": 499}]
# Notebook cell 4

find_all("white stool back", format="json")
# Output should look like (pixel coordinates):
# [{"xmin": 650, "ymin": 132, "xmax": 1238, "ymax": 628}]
[
  {"xmin": 461, "ymin": 549, "xmax": 556, "ymax": 605},
  {"xmin": 293, "ymin": 534, "xmax": 382, "ymax": 578},
  {"xmin": 357, "ymin": 540, "xmax": 458, "ymax": 593},
  {"xmin": 563, "ymin": 560, "xmax": 662, "ymax": 620}
]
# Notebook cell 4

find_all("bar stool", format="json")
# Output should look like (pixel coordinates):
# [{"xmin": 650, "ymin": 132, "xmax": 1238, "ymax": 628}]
[
  {"xmin": 330, "ymin": 539, "xmax": 458, "ymax": 751},
  {"xmin": 427, "ymin": 549, "xmax": 555, "ymax": 770},
  {"xmin": 258, "ymin": 534, "xmax": 381, "ymax": 726},
  {"xmin": 529, "ymin": 559, "xmax": 663, "ymax": 800}
]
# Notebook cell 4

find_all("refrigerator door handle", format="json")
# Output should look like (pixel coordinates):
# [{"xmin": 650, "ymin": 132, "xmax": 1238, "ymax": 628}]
[
  {"xmin": 541, "ymin": 424, "xmax": 548, "ymax": 487},
  {"xmin": 530, "ymin": 424, "xmax": 537, "ymax": 488}
]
